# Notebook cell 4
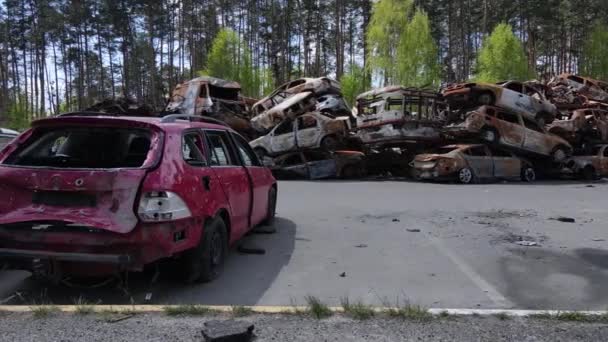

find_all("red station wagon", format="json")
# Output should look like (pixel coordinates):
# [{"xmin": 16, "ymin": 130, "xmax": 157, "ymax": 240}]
[{"xmin": 0, "ymin": 113, "xmax": 277, "ymax": 283}]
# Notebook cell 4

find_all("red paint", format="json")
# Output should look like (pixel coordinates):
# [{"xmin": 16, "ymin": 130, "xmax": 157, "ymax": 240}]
[{"xmin": 0, "ymin": 116, "xmax": 276, "ymax": 276}]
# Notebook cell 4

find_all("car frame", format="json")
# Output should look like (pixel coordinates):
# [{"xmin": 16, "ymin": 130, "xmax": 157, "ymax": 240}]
[
  {"xmin": 442, "ymin": 81, "xmax": 557, "ymax": 124},
  {"xmin": 550, "ymin": 74, "xmax": 608, "ymax": 103},
  {"xmin": 547, "ymin": 108, "xmax": 608, "ymax": 145},
  {"xmin": 270, "ymin": 150, "xmax": 366, "ymax": 180},
  {"xmin": 413, "ymin": 144, "xmax": 536, "ymax": 184},
  {"xmin": 443, "ymin": 105, "xmax": 572, "ymax": 162},
  {"xmin": 565, "ymin": 144, "xmax": 608, "ymax": 180},
  {"xmin": 0, "ymin": 113, "xmax": 277, "ymax": 282},
  {"xmin": 250, "ymin": 111, "xmax": 350, "ymax": 158}
]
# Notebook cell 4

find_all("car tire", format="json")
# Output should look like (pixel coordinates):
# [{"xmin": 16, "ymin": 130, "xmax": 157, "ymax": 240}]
[
  {"xmin": 551, "ymin": 146, "xmax": 570, "ymax": 163},
  {"xmin": 262, "ymin": 186, "xmax": 277, "ymax": 226},
  {"xmin": 481, "ymin": 128, "xmax": 499, "ymax": 144},
  {"xmin": 182, "ymin": 217, "xmax": 228, "ymax": 283},
  {"xmin": 320, "ymin": 135, "xmax": 339, "ymax": 151},
  {"xmin": 521, "ymin": 165, "xmax": 536, "ymax": 182},
  {"xmin": 458, "ymin": 167, "xmax": 475, "ymax": 184},
  {"xmin": 582, "ymin": 166, "xmax": 597, "ymax": 181},
  {"xmin": 477, "ymin": 92, "xmax": 495, "ymax": 106}
]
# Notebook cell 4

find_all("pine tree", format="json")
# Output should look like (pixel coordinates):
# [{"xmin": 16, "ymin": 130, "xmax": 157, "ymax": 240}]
[
  {"xmin": 580, "ymin": 23, "xmax": 608, "ymax": 80},
  {"xmin": 475, "ymin": 23, "xmax": 531, "ymax": 82},
  {"xmin": 396, "ymin": 9, "xmax": 440, "ymax": 88}
]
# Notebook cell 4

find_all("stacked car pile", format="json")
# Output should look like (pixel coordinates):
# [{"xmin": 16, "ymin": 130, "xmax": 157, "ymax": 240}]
[{"xmin": 249, "ymin": 78, "xmax": 366, "ymax": 180}]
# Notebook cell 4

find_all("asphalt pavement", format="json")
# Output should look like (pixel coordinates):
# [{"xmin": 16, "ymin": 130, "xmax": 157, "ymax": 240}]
[{"xmin": 1, "ymin": 179, "xmax": 608, "ymax": 310}]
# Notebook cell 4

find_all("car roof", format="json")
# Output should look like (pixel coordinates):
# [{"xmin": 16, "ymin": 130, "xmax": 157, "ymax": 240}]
[{"xmin": 31, "ymin": 114, "xmax": 232, "ymax": 133}]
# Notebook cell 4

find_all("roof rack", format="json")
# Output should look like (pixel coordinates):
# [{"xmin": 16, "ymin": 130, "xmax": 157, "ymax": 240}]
[{"xmin": 160, "ymin": 114, "xmax": 229, "ymax": 127}]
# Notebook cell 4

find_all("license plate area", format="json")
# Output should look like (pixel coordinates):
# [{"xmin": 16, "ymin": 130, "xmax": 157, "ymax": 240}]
[{"xmin": 32, "ymin": 191, "xmax": 97, "ymax": 207}]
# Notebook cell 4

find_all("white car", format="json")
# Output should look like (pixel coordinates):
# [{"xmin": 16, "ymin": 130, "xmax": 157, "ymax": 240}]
[
  {"xmin": 0, "ymin": 128, "xmax": 18, "ymax": 149},
  {"xmin": 250, "ymin": 112, "xmax": 350, "ymax": 158}
]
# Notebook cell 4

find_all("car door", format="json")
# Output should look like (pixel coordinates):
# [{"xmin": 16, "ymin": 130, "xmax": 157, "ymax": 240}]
[
  {"xmin": 269, "ymin": 119, "xmax": 296, "ymax": 154},
  {"xmin": 490, "ymin": 148, "xmax": 521, "ymax": 179},
  {"xmin": 203, "ymin": 129, "xmax": 252, "ymax": 242},
  {"xmin": 522, "ymin": 117, "xmax": 551, "ymax": 155},
  {"xmin": 230, "ymin": 132, "xmax": 274, "ymax": 227},
  {"xmin": 296, "ymin": 114, "xmax": 322, "ymax": 149},
  {"xmin": 495, "ymin": 110, "xmax": 525, "ymax": 148},
  {"xmin": 463, "ymin": 146, "xmax": 493, "ymax": 179},
  {"xmin": 303, "ymin": 151, "xmax": 337, "ymax": 179}
]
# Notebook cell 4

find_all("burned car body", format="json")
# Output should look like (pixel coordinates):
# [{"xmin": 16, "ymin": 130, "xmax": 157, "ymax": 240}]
[
  {"xmin": 250, "ymin": 111, "xmax": 350, "ymax": 158},
  {"xmin": 564, "ymin": 144, "xmax": 608, "ymax": 180},
  {"xmin": 251, "ymin": 77, "xmax": 341, "ymax": 117},
  {"xmin": 413, "ymin": 144, "xmax": 535, "ymax": 184},
  {"xmin": 165, "ymin": 76, "xmax": 255, "ymax": 138},
  {"xmin": 547, "ymin": 108, "xmax": 608, "ymax": 144},
  {"xmin": 271, "ymin": 150, "xmax": 366, "ymax": 180},
  {"xmin": 550, "ymin": 74, "xmax": 608, "ymax": 103},
  {"xmin": 355, "ymin": 86, "xmax": 446, "ymax": 147},
  {"xmin": 443, "ymin": 105, "xmax": 572, "ymax": 162},
  {"xmin": 443, "ymin": 81, "xmax": 557, "ymax": 124},
  {"xmin": 0, "ymin": 128, "xmax": 18, "ymax": 149},
  {"xmin": 250, "ymin": 91, "xmax": 317, "ymax": 133}
]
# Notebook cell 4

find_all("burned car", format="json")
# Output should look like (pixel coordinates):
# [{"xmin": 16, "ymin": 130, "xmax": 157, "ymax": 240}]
[
  {"xmin": 564, "ymin": 144, "xmax": 608, "ymax": 180},
  {"xmin": 547, "ymin": 108, "xmax": 608, "ymax": 145},
  {"xmin": 251, "ymin": 77, "xmax": 341, "ymax": 117},
  {"xmin": 355, "ymin": 86, "xmax": 446, "ymax": 147},
  {"xmin": 250, "ymin": 91, "xmax": 317, "ymax": 133},
  {"xmin": 413, "ymin": 144, "xmax": 535, "ymax": 184},
  {"xmin": 549, "ymin": 74, "xmax": 608, "ymax": 103},
  {"xmin": 0, "ymin": 128, "xmax": 18, "ymax": 149},
  {"xmin": 271, "ymin": 150, "xmax": 366, "ymax": 180},
  {"xmin": 250, "ymin": 111, "xmax": 350, "ymax": 159},
  {"xmin": 443, "ymin": 105, "xmax": 572, "ymax": 162},
  {"xmin": 165, "ymin": 76, "xmax": 255, "ymax": 138},
  {"xmin": 442, "ymin": 81, "xmax": 557, "ymax": 124}
]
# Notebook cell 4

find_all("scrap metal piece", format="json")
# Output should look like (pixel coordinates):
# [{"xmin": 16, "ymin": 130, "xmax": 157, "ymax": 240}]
[{"xmin": 548, "ymin": 74, "xmax": 608, "ymax": 103}]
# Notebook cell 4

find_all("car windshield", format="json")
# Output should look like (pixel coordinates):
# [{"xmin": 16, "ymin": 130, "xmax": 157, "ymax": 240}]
[{"xmin": 4, "ymin": 126, "xmax": 154, "ymax": 168}]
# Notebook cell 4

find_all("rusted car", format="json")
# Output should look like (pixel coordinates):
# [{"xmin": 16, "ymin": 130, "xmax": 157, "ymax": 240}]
[
  {"xmin": 271, "ymin": 150, "xmax": 366, "ymax": 180},
  {"xmin": 547, "ymin": 108, "xmax": 608, "ymax": 144},
  {"xmin": 355, "ymin": 86, "xmax": 446, "ymax": 147},
  {"xmin": 251, "ymin": 77, "xmax": 341, "ymax": 117},
  {"xmin": 443, "ymin": 105, "xmax": 572, "ymax": 162},
  {"xmin": 564, "ymin": 144, "xmax": 608, "ymax": 180},
  {"xmin": 442, "ymin": 81, "xmax": 557, "ymax": 124},
  {"xmin": 165, "ymin": 76, "xmax": 256, "ymax": 138},
  {"xmin": 250, "ymin": 111, "xmax": 350, "ymax": 158},
  {"xmin": 413, "ymin": 144, "xmax": 536, "ymax": 184},
  {"xmin": 250, "ymin": 92, "xmax": 317, "ymax": 132},
  {"xmin": 549, "ymin": 74, "xmax": 608, "ymax": 103},
  {"xmin": 0, "ymin": 128, "xmax": 18, "ymax": 149}
]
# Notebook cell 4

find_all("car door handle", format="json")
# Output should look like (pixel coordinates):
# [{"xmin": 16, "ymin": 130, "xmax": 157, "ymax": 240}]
[{"xmin": 202, "ymin": 176, "xmax": 211, "ymax": 191}]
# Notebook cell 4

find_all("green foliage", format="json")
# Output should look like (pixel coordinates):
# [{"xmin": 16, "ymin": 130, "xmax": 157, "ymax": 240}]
[
  {"xmin": 581, "ymin": 23, "xmax": 608, "ymax": 80},
  {"xmin": 6, "ymin": 96, "xmax": 31, "ymax": 130},
  {"xmin": 340, "ymin": 64, "xmax": 369, "ymax": 107},
  {"xmin": 366, "ymin": 0, "xmax": 413, "ymax": 84},
  {"xmin": 396, "ymin": 9, "xmax": 440, "ymax": 88},
  {"xmin": 203, "ymin": 28, "xmax": 259, "ymax": 97},
  {"xmin": 475, "ymin": 23, "xmax": 531, "ymax": 82}
]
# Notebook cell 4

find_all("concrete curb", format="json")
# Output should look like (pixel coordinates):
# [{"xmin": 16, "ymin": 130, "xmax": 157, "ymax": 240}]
[{"xmin": 1, "ymin": 305, "xmax": 607, "ymax": 317}]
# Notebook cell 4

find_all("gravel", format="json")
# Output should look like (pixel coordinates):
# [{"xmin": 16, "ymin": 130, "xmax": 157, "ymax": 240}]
[{"xmin": 0, "ymin": 312, "xmax": 607, "ymax": 342}]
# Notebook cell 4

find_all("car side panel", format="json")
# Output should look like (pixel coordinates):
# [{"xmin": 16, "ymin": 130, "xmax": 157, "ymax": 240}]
[
  {"xmin": 210, "ymin": 167, "xmax": 252, "ymax": 242},
  {"xmin": 269, "ymin": 124, "xmax": 296, "ymax": 154},
  {"xmin": 463, "ymin": 155, "xmax": 493, "ymax": 179},
  {"xmin": 492, "ymin": 117, "xmax": 525, "ymax": 148},
  {"xmin": 246, "ymin": 166, "xmax": 275, "ymax": 226},
  {"xmin": 295, "ymin": 116, "xmax": 322, "ymax": 149},
  {"xmin": 492, "ymin": 157, "xmax": 521, "ymax": 179}
]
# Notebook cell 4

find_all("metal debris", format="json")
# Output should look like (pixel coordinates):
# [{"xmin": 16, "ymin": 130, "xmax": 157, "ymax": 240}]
[
  {"xmin": 406, "ymin": 228, "xmax": 421, "ymax": 232},
  {"xmin": 202, "ymin": 320, "xmax": 255, "ymax": 342},
  {"xmin": 550, "ymin": 216, "xmax": 576, "ymax": 223},
  {"xmin": 515, "ymin": 241, "xmax": 539, "ymax": 247}
]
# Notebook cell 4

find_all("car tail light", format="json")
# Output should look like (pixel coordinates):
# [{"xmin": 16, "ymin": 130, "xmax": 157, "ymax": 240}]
[{"xmin": 138, "ymin": 191, "xmax": 191, "ymax": 222}]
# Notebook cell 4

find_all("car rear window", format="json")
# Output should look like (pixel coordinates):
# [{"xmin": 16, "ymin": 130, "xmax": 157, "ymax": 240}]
[{"xmin": 4, "ymin": 127, "xmax": 153, "ymax": 168}]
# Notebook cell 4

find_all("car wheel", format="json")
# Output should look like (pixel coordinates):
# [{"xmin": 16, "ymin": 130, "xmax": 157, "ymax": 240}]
[
  {"xmin": 182, "ymin": 217, "xmax": 228, "ymax": 283},
  {"xmin": 551, "ymin": 146, "xmax": 569, "ymax": 163},
  {"xmin": 582, "ymin": 166, "xmax": 597, "ymax": 181},
  {"xmin": 262, "ymin": 186, "xmax": 277, "ymax": 226},
  {"xmin": 321, "ymin": 135, "xmax": 339, "ymax": 151},
  {"xmin": 477, "ymin": 92, "xmax": 494, "ymax": 106},
  {"xmin": 458, "ymin": 167, "xmax": 475, "ymax": 184},
  {"xmin": 521, "ymin": 166, "xmax": 536, "ymax": 182},
  {"xmin": 481, "ymin": 128, "xmax": 499, "ymax": 144}
]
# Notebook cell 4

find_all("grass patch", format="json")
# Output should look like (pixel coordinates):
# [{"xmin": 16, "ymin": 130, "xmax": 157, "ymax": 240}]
[
  {"xmin": 163, "ymin": 305, "xmax": 215, "ymax": 316},
  {"xmin": 385, "ymin": 304, "xmax": 431, "ymax": 321},
  {"xmin": 305, "ymin": 296, "xmax": 332, "ymax": 319},
  {"xmin": 530, "ymin": 311, "xmax": 608, "ymax": 323},
  {"xmin": 438, "ymin": 310, "xmax": 450, "ymax": 318},
  {"xmin": 31, "ymin": 305, "xmax": 60, "ymax": 319},
  {"xmin": 231, "ymin": 306, "xmax": 254, "ymax": 317},
  {"xmin": 494, "ymin": 312, "xmax": 509, "ymax": 321},
  {"xmin": 73, "ymin": 297, "xmax": 94, "ymax": 315},
  {"xmin": 341, "ymin": 297, "xmax": 375, "ymax": 320}
]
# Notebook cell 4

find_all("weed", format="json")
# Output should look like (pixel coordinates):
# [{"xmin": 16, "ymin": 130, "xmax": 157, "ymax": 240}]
[
  {"xmin": 341, "ymin": 297, "xmax": 375, "ymax": 320},
  {"xmin": 231, "ymin": 306, "xmax": 254, "ymax": 317},
  {"xmin": 163, "ymin": 305, "xmax": 215, "ymax": 316},
  {"xmin": 305, "ymin": 296, "xmax": 332, "ymax": 319}
]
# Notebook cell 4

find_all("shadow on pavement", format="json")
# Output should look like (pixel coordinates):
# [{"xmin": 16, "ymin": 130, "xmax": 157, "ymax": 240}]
[{"xmin": 0, "ymin": 217, "xmax": 297, "ymax": 306}]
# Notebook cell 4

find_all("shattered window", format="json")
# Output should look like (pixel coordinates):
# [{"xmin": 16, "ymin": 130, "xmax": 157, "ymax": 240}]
[
  {"xmin": 467, "ymin": 146, "xmax": 488, "ymax": 157},
  {"xmin": 205, "ymin": 131, "xmax": 237, "ymax": 166},
  {"xmin": 523, "ymin": 118, "xmax": 544, "ymax": 133},
  {"xmin": 297, "ymin": 116, "xmax": 317, "ymax": 130},
  {"xmin": 497, "ymin": 111, "xmax": 520, "ymax": 124},
  {"xmin": 182, "ymin": 132, "xmax": 206, "ymax": 166},
  {"xmin": 274, "ymin": 120, "xmax": 293, "ymax": 135},
  {"xmin": 4, "ymin": 127, "xmax": 153, "ymax": 168},
  {"xmin": 232, "ymin": 133, "xmax": 261, "ymax": 167},
  {"xmin": 504, "ymin": 82, "xmax": 523, "ymax": 93}
]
